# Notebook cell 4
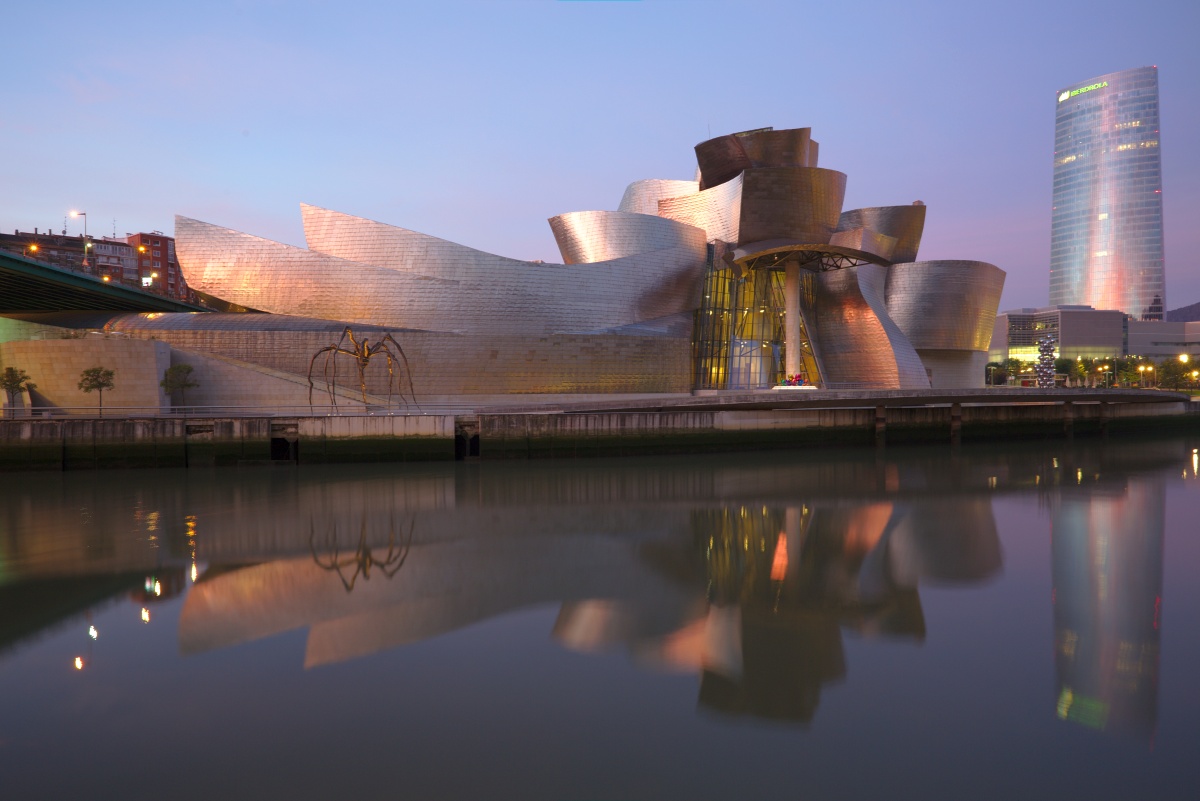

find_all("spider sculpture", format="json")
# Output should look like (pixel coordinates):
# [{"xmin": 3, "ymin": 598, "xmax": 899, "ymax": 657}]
[
  {"xmin": 309, "ymin": 515, "xmax": 414, "ymax": 593},
  {"xmin": 307, "ymin": 326, "xmax": 417, "ymax": 409}
]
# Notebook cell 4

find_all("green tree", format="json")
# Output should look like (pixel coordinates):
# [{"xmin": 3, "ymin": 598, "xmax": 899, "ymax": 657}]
[
  {"xmin": 78, "ymin": 366, "xmax": 115, "ymax": 415},
  {"xmin": 1158, "ymin": 358, "xmax": 1189, "ymax": 390},
  {"xmin": 1, "ymin": 367, "xmax": 36, "ymax": 415},
  {"xmin": 1001, "ymin": 358, "xmax": 1024, "ymax": 384},
  {"xmin": 160, "ymin": 364, "xmax": 199, "ymax": 407}
]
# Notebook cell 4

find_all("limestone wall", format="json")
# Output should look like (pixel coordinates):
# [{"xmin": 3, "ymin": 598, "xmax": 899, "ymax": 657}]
[
  {"xmin": 0, "ymin": 337, "xmax": 170, "ymax": 413},
  {"xmin": 104, "ymin": 327, "xmax": 694, "ymax": 397}
]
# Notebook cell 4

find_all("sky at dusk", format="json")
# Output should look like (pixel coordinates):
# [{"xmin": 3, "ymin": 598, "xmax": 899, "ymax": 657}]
[{"xmin": 2, "ymin": 0, "xmax": 1197, "ymax": 312}]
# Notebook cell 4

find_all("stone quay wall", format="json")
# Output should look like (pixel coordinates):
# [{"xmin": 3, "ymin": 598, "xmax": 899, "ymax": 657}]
[{"xmin": 0, "ymin": 396, "xmax": 1194, "ymax": 471}]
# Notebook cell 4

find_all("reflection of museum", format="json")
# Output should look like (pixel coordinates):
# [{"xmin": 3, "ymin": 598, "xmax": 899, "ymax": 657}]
[
  {"xmin": 7, "ymin": 127, "xmax": 1004, "ymax": 402},
  {"xmin": 0, "ymin": 454, "xmax": 1009, "ymax": 725}
]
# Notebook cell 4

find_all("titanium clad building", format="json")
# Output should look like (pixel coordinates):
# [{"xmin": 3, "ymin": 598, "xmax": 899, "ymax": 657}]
[{"xmin": 1051, "ymin": 66, "xmax": 1165, "ymax": 320}]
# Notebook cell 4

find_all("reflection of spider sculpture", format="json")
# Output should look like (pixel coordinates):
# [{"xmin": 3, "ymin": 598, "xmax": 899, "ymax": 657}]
[
  {"xmin": 310, "ymin": 515, "xmax": 415, "ymax": 593},
  {"xmin": 307, "ymin": 326, "xmax": 417, "ymax": 408}
]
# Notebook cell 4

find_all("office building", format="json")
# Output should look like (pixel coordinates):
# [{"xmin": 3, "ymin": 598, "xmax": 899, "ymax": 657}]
[{"xmin": 1050, "ymin": 67, "xmax": 1165, "ymax": 319}]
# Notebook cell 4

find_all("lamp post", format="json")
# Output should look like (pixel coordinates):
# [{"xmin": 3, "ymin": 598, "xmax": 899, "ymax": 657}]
[
  {"xmin": 1138, "ymin": 364, "xmax": 1146, "ymax": 387},
  {"xmin": 70, "ymin": 210, "xmax": 90, "ymax": 272},
  {"xmin": 23, "ymin": 243, "xmax": 39, "ymax": 259}
]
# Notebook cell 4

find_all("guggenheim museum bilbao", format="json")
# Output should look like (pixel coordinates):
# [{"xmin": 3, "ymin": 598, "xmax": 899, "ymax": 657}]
[{"xmin": 13, "ymin": 126, "xmax": 1006, "ymax": 406}]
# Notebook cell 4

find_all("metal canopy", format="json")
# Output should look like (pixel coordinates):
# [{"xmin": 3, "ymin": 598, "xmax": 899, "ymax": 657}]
[
  {"xmin": 0, "ymin": 250, "xmax": 207, "ymax": 313},
  {"xmin": 727, "ymin": 240, "xmax": 892, "ymax": 275}
]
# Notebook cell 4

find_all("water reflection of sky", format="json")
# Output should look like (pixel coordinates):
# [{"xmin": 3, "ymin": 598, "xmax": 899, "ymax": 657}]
[{"xmin": 1, "ymin": 440, "xmax": 1199, "ymax": 799}]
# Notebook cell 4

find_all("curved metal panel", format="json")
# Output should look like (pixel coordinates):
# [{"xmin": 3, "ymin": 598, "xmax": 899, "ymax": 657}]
[
  {"xmin": 801, "ymin": 264, "xmax": 929, "ymax": 390},
  {"xmin": 837, "ymin": 205, "xmax": 926, "ymax": 264},
  {"xmin": 656, "ymin": 174, "xmax": 743, "ymax": 244},
  {"xmin": 617, "ymin": 179, "xmax": 698, "ymax": 215},
  {"xmin": 856, "ymin": 263, "xmax": 931, "ymax": 389},
  {"xmin": 694, "ymin": 133, "xmax": 754, "ymax": 191},
  {"xmin": 737, "ymin": 167, "xmax": 847, "ymax": 247},
  {"xmin": 548, "ymin": 210, "xmax": 706, "ymax": 265},
  {"xmin": 737, "ymin": 128, "xmax": 817, "ymax": 169},
  {"xmin": 884, "ymin": 260, "xmax": 1006, "ymax": 351},
  {"xmin": 829, "ymin": 227, "xmax": 897, "ymax": 263},
  {"xmin": 183, "ymin": 211, "xmax": 708, "ymax": 337},
  {"xmin": 300, "ymin": 203, "xmax": 707, "ymax": 294},
  {"xmin": 694, "ymin": 127, "xmax": 819, "ymax": 190}
]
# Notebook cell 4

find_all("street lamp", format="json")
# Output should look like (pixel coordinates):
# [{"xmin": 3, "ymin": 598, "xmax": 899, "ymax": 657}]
[
  {"xmin": 71, "ymin": 210, "xmax": 90, "ymax": 271},
  {"xmin": 1181, "ymin": 354, "xmax": 1191, "ymax": 365},
  {"xmin": 23, "ymin": 243, "xmax": 38, "ymax": 259}
]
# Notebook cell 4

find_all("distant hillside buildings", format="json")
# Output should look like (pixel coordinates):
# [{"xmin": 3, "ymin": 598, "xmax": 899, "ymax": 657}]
[{"xmin": 0, "ymin": 227, "xmax": 191, "ymax": 301}]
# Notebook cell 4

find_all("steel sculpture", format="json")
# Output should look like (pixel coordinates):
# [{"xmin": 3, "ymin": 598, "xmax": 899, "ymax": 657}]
[
  {"xmin": 310, "ymin": 515, "xmax": 415, "ymax": 593},
  {"xmin": 307, "ymin": 326, "xmax": 416, "ymax": 409}
]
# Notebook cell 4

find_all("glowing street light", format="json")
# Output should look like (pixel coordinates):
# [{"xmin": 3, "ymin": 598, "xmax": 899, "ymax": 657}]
[{"xmin": 70, "ymin": 210, "xmax": 87, "ymax": 237}]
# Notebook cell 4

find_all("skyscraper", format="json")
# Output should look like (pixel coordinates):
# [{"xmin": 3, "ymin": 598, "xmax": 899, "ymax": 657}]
[{"xmin": 1050, "ymin": 66, "xmax": 1165, "ymax": 319}]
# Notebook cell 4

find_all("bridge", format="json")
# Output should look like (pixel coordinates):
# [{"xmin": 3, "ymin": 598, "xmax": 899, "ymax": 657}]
[{"xmin": 0, "ymin": 249, "xmax": 207, "ymax": 313}]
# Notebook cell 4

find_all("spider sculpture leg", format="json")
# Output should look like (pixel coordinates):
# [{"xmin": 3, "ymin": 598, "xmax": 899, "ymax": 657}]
[
  {"xmin": 378, "ymin": 348, "xmax": 397, "ymax": 409},
  {"xmin": 379, "ymin": 514, "xmax": 416, "ymax": 578},
  {"xmin": 381, "ymin": 333, "xmax": 418, "ymax": 409},
  {"xmin": 307, "ymin": 346, "xmax": 341, "ymax": 408},
  {"xmin": 323, "ymin": 346, "xmax": 359, "ymax": 409}
]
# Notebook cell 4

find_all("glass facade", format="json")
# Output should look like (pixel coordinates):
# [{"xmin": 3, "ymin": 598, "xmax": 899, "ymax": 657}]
[
  {"xmin": 692, "ymin": 247, "xmax": 821, "ymax": 390},
  {"xmin": 1051, "ymin": 66, "xmax": 1165, "ymax": 320}
]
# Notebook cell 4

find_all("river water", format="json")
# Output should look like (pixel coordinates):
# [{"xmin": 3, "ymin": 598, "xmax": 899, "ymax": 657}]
[{"xmin": 2, "ymin": 437, "xmax": 1199, "ymax": 800}]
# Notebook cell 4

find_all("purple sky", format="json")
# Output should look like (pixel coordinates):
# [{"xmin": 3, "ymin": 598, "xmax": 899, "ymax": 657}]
[{"xmin": 2, "ymin": 0, "xmax": 1197, "ymax": 312}]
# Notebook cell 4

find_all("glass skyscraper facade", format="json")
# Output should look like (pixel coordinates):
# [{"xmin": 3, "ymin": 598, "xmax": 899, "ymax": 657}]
[{"xmin": 1051, "ymin": 66, "xmax": 1165, "ymax": 320}]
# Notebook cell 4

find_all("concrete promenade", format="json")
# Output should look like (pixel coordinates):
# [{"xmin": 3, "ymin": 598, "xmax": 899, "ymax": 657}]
[{"xmin": 0, "ymin": 388, "xmax": 1195, "ymax": 470}]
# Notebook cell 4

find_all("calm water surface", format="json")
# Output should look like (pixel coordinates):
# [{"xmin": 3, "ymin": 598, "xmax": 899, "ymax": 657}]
[{"xmin": 2, "ymin": 439, "xmax": 1199, "ymax": 800}]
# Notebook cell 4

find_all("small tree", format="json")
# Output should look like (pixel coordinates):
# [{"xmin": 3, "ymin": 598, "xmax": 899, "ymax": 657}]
[
  {"xmin": 1158, "ymin": 358, "xmax": 1189, "ymax": 391},
  {"xmin": 1001, "ymin": 358, "xmax": 1025, "ymax": 384},
  {"xmin": 1, "ymin": 367, "xmax": 36, "ymax": 416},
  {"xmin": 160, "ymin": 364, "xmax": 199, "ymax": 407},
  {"xmin": 78, "ymin": 367, "xmax": 115, "ymax": 415}
]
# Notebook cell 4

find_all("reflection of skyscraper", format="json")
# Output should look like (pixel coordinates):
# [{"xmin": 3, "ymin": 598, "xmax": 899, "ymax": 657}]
[
  {"xmin": 1050, "ymin": 67, "xmax": 1165, "ymax": 319},
  {"xmin": 1051, "ymin": 477, "xmax": 1163, "ymax": 739}
]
